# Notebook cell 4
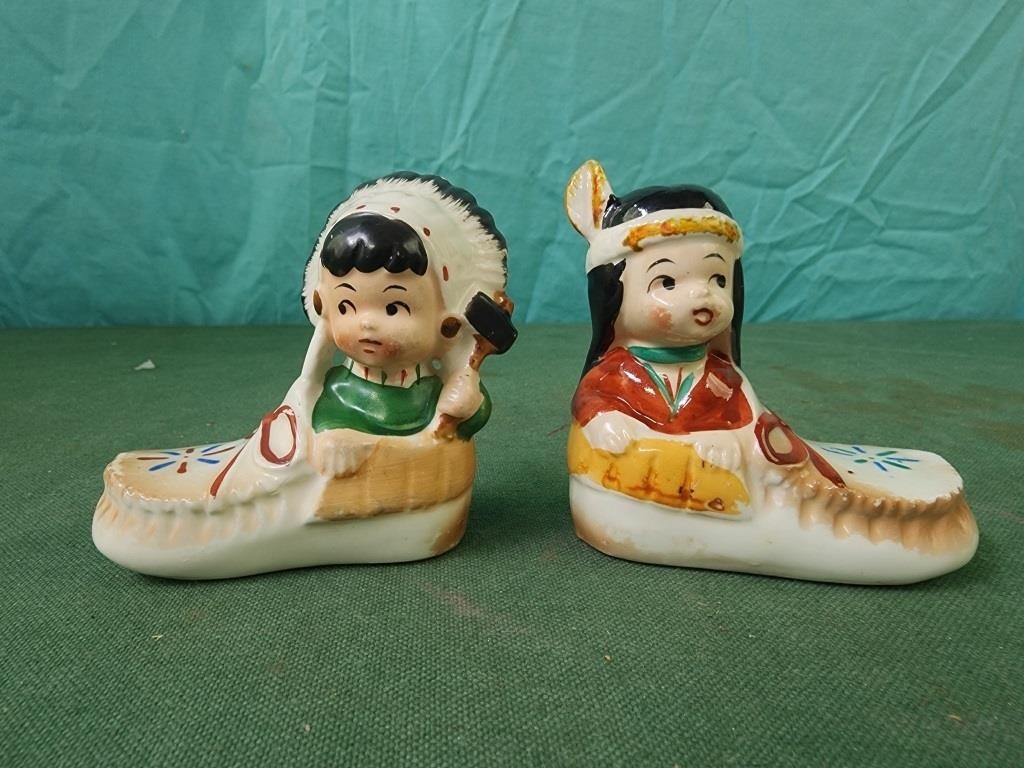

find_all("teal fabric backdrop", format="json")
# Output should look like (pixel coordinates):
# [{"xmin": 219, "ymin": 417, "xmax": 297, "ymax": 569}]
[{"xmin": 1, "ymin": 0, "xmax": 1021, "ymax": 327}]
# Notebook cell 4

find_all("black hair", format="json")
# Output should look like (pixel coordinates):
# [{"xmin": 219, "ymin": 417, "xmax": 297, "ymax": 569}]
[
  {"xmin": 582, "ymin": 184, "xmax": 745, "ymax": 376},
  {"xmin": 320, "ymin": 212, "xmax": 428, "ymax": 277},
  {"xmin": 603, "ymin": 185, "xmax": 732, "ymax": 228},
  {"xmin": 583, "ymin": 260, "xmax": 626, "ymax": 375}
]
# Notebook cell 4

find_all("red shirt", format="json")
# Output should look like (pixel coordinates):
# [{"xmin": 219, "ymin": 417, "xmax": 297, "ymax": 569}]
[
  {"xmin": 572, "ymin": 346, "xmax": 846, "ymax": 487},
  {"xmin": 572, "ymin": 347, "xmax": 753, "ymax": 434}
]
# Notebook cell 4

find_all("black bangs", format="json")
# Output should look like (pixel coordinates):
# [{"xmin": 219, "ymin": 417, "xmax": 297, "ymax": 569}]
[
  {"xmin": 602, "ymin": 185, "xmax": 732, "ymax": 228},
  {"xmin": 320, "ymin": 213, "xmax": 428, "ymax": 277}
]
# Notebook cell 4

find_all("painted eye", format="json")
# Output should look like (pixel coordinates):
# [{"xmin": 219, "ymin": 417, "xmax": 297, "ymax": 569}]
[
  {"xmin": 711, "ymin": 274, "xmax": 727, "ymax": 288},
  {"xmin": 338, "ymin": 299, "xmax": 356, "ymax": 315},
  {"xmin": 647, "ymin": 275, "xmax": 676, "ymax": 292},
  {"xmin": 386, "ymin": 301, "xmax": 411, "ymax": 316}
]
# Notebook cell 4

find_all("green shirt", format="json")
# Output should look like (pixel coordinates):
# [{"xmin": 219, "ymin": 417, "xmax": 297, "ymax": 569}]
[{"xmin": 311, "ymin": 365, "xmax": 491, "ymax": 439}]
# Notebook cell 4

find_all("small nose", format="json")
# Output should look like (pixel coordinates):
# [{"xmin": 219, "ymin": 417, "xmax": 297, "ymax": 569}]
[
  {"xmin": 689, "ymin": 282, "xmax": 710, "ymax": 299},
  {"xmin": 360, "ymin": 315, "xmax": 376, "ymax": 330}
]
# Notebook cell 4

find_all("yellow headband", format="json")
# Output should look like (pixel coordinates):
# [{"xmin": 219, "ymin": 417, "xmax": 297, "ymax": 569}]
[{"xmin": 622, "ymin": 215, "xmax": 741, "ymax": 252}]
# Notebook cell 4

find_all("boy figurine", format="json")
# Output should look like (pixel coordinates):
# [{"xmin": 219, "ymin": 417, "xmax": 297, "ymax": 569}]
[
  {"xmin": 93, "ymin": 173, "xmax": 515, "ymax": 579},
  {"xmin": 309, "ymin": 211, "xmax": 489, "ymax": 478}
]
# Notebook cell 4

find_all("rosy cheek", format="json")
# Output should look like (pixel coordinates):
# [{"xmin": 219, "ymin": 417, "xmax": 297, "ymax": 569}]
[
  {"xmin": 649, "ymin": 306, "xmax": 673, "ymax": 331},
  {"xmin": 333, "ymin": 333, "xmax": 355, "ymax": 353},
  {"xmin": 329, "ymin": 321, "xmax": 357, "ymax": 352}
]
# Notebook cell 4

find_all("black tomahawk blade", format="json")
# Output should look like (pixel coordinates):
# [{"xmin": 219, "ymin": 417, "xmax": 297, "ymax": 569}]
[{"xmin": 464, "ymin": 292, "xmax": 517, "ymax": 354}]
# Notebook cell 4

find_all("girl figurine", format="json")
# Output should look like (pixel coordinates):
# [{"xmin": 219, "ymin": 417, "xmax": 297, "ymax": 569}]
[
  {"xmin": 564, "ymin": 160, "xmax": 977, "ymax": 584},
  {"xmin": 93, "ymin": 173, "xmax": 516, "ymax": 579}
]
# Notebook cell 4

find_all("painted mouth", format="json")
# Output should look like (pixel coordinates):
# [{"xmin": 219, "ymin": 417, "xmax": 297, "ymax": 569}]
[
  {"xmin": 692, "ymin": 308, "xmax": 714, "ymax": 327},
  {"xmin": 359, "ymin": 338, "xmax": 382, "ymax": 354}
]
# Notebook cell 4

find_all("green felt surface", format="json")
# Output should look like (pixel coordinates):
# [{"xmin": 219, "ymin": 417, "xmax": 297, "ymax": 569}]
[{"xmin": 1, "ymin": 323, "xmax": 1022, "ymax": 766}]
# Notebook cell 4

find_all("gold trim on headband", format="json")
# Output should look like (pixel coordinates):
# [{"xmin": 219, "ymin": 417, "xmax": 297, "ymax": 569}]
[{"xmin": 622, "ymin": 216, "xmax": 740, "ymax": 251}]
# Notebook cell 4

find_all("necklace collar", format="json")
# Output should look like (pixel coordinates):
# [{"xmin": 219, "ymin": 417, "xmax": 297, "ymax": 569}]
[
  {"xmin": 348, "ymin": 359, "xmax": 425, "ymax": 387},
  {"xmin": 627, "ymin": 344, "xmax": 707, "ymax": 364}
]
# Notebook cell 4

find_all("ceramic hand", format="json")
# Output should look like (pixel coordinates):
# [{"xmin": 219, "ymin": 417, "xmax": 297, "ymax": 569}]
[
  {"xmin": 438, "ymin": 369, "xmax": 483, "ymax": 422},
  {"xmin": 581, "ymin": 412, "xmax": 635, "ymax": 454},
  {"xmin": 312, "ymin": 430, "xmax": 377, "ymax": 478},
  {"xmin": 693, "ymin": 432, "xmax": 744, "ymax": 472}
]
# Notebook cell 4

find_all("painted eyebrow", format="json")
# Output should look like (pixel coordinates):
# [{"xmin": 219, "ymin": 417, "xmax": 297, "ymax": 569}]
[
  {"xmin": 382, "ymin": 285, "xmax": 407, "ymax": 292},
  {"xmin": 646, "ymin": 258, "xmax": 674, "ymax": 272},
  {"xmin": 704, "ymin": 253, "xmax": 725, "ymax": 261},
  {"xmin": 336, "ymin": 282, "xmax": 357, "ymax": 291}
]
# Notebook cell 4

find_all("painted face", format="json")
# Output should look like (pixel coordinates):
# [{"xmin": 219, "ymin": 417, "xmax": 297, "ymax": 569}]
[
  {"xmin": 615, "ymin": 235, "xmax": 738, "ymax": 347},
  {"xmin": 318, "ymin": 265, "xmax": 446, "ymax": 369}
]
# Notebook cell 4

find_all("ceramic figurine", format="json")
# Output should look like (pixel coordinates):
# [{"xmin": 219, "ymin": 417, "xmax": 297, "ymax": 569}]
[
  {"xmin": 564, "ymin": 160, "xmax": 977, "ymax": 584},
  {"xmin": 94, "ymin": 173, "xmax": 516, "ymax": 579}
]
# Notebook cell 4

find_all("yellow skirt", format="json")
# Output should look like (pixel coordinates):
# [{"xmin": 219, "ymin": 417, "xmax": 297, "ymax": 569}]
[{"xmin": 567, "ymin": 422, "xmax": 749, "ymax": 516}]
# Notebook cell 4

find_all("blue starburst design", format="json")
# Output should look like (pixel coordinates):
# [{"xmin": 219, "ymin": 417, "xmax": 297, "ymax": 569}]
[
  {"xmin": 136, "ymin": 450, "xmax": 181, "ymax": 472},
  {"xmin": 136, "ymin": 444, "xmax": 235, "ymax": 473},
  {"xmin": 822, "ymin": 445, "xmax": 920, "ymax": 472}
]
